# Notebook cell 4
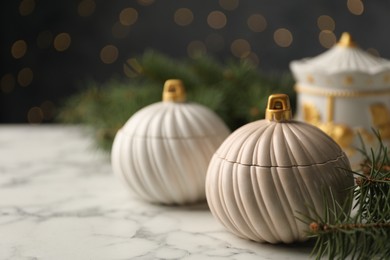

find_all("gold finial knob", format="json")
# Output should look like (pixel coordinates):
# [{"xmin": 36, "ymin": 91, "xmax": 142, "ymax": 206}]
[
  {"xmin": 338, "ymin": 32, "xmax": 357, "ymax": 47},
  {"xmin": 265, "ymin": 94, "xmax": 292, "ymax": 122},
  {"xmin": 162, "ymin": 79, "xmax": 186, "ymax": 102}
]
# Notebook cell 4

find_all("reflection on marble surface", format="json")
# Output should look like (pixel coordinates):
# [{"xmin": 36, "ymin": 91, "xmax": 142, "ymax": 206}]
[{"xmin": 0, "ymin": 125, "xmax": 312, "ymax": 259}]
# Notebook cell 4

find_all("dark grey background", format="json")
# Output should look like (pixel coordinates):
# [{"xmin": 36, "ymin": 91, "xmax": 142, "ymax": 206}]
[{"xmin": 1, "ymin": 0, "xmax": 389, "ymax": 123}]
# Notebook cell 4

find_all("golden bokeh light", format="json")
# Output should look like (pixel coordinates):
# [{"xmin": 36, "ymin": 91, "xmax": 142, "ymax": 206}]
[
  {"xmin": 273, "ymin": 28, "xmax": 293, "ymax": 47},
  {"xmin": 347, "ymin": 0, "xmax": 364, "ymax": 15},
  {"xmin": 317, "ymin": 15, "xmax": 335, "ymax": 31},
  {"xmin": 1, "ymin": 74, "xmax": 15, "ymax": 93},
  {"xmin": 124, "ymin": 58, "xmax": 143, "ymax": 77},
  {"xmin": 19, "ymin": 0, "xmax": 35, "ymax": 16},
  {"xmin": 187, "ymin": 41, "xmax": 207, "ymax": 58},
  {"xmin": 319, "ymin": 30, "xmax": 336, "ymax": 48},
  {"xmin": 78, "ymin": 0, "xmax": 96, "ymax": 17},
  {"xmin": 11, "ymin": 40, "xmax": 27, "ymax": 59},
  {"xmin": 174, "ymin": 8, "xmax": 194, "ymax": 26},
  {"xmin": 17, "ymin": 67, "xmax": 33, "ymax": 87},
  {"xmin": 219, "ymin": 0, "xmax": 239, "ymax": 11},
  {"xmin": 207, "ymin": 11, "xmax": 227, "ymax": 29},
  {"xmin": 54, "ymin": 33, "xmax": 71, "ymax": 52},
  {"xmin": 37, "ymin": 30, "xmax": 53, "ymax": 49},
  {"xmin": 123, "ymin": 59, "xmax": 138, "ymax": 78},
  {"xmin": 231, "ymin": 39, "xmax": 251, "ymax": 58},
  {"xmin": 119, "ymin": 8, "xmax": 138, "ymax": 26},
  {"xmin": 100, "ymin": 45, "xmax": 119, "ymax": 64},
  {"xmin": 27, "ymin": 106, "xmax": 43, "ymax": 124},
  {"xmin": 247, "ymin": 14, "xmax": 267, "ymax": 32}
]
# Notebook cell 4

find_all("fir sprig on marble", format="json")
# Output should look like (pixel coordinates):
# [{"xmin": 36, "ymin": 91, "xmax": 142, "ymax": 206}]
[
  {"xmin": 58, "ymin": 50, "xmax": 294, "ymax": 151},
  {"xmin": 304, "ymin": 130, "xmax": 390, "ymax": 260}
]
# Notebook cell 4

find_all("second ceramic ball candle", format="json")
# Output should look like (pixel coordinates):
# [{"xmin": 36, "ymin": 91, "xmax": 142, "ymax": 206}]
[
  {"xmin": 206, "ymin": 94, "xmax": 354, "ymax": 244},
  {"xmin": 111, "ymin": 79, "xmax": 230, "ymax": 205}
]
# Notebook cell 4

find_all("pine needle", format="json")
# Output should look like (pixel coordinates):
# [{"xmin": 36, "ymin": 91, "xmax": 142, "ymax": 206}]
[{"xmin": 301, "ymin": 131, "xmax": 390, "ymax": 259}]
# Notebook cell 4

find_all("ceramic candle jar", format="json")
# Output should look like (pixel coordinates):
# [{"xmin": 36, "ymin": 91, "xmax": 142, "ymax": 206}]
[
  {"xmin": 112, "ymin": 79, "xmax": 230, "ymax": 205},
  {"xmin": 290, "ymin": 32, "xmax": 390, "ymax": 167},
  {"xmin": 206, "ymin": 94, "xmax": 354, "ymax": 244}
]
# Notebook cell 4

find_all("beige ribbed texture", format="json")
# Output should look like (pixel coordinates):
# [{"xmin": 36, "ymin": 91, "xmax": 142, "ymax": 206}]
[
  {"xmin": 206, "ymin": 96, "xmax": 353, "ymax": 243},
  {"xmin": 112, "ymin": 101, "xmax": 230, "ymax": 205}
]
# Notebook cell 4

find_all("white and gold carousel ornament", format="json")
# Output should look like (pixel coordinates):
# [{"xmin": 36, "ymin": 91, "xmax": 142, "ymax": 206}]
[{"xmin": 290, "ymin": 32, "xmax": 390, "ymax": 167}]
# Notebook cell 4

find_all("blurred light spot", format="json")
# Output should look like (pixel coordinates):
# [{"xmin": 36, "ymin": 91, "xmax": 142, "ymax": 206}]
[
  {"xmin": 137, "ymin": 0, "xmax": 154, "ymax": 6},
  {"xmin": 17, "ymin": 67, "xmax": 33, "ymax": 87},
  {"xmin": 174, "ymin": 8, "xmax": 194, "ymax": 26},
  {"xmin": 78, "ymin": 0, "xmax": 96, "ymax": 17},
  {"xmin": 124, "ymin": 58, "xmax": 142, "ymax": 77},
  {"xmin": 54, "ymin": 33, "xmax": 71, "ymax": 52},
  {"xmin": 40, "ymin": 100, "xmax": 55, "ymax": 120},
  {"xmin": 11, "ymin": 40, "xmax": 27, "ymax": 59},
  {"xmin": 366, "ymin": 48, "xmax": 380, "ymax": 57},
  {"xmin": 37, "ymin": 30, "xmax": 53, "ymax": 49},
  {"xmin": 124, "ymin": 58, "xmax": 143, "ymax": 76},
  {"xmin": 247, "ymin": 14, "xmax": 267, "ymax": 32},
  {"xmin": 27, "ymin": 106, "xmax": 43, "ymax": 124},
  {"xmin": 205, "ymin": 33, "xmax": 225, "ymax": 52},
  {"xmin": 1, "ymin": 74, "xmax": 15, "ymax": 93},
  {"xmin": 273, "ymin": 28, "xmax": 293, "ymax": 47},
  {"xmin": 250, "ymin": 107, "xmax": 259, "ymax": 117},
  {"xmin": 317, "ymin": 15, "xmax": 335, "ymax": 31},
  {"xmin": 19, "ymin": 0, "xmax": 35, "ymax": 16},
  {"xmin": 100, "ymin": 45, "xmax": 119, "ymax": 64},
  {"xmin": 119, "ymin": 8, "xmax": 138, "ymax": 26},
  {"xmin": 207, "ymin": 11, "xmax": 227, "ymax": 29},
  {"xmin": 219, "ymin": 0, "xmax": 239, "ymax": 11},
  {"xmin": 319, "ymin": 30, "xmax": 336, "ymax": 48},
  {"xmin": 347, "ymin": 0, "xmax": 364, "ymax": 15},
  {"xmin": 112, "ymin": 22, "xmax": 131, "ymax": 38},
  {"xmin": 231, "ymin": 39, "xmax": 251, "ymax": 58},
  {"xmin": 124, "ymin": 59, "xmax": 139, "ymax": 78},
  {"xmin": 187, "ymin": 41, "xmax": 207, "ymax": 58}
]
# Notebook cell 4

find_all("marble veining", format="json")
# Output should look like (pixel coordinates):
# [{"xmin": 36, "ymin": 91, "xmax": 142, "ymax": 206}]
[{"xmin": 0, "ymin": 125, "xmax": 312, "ymax": 259}]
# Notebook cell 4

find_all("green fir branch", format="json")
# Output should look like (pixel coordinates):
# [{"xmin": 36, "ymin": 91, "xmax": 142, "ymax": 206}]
[
  {"xmin": 57, "ymin": 50, "xmax": 294, "ymax": 151},
  {"xmin": 304, "ymin": 131, "xmax": 390, "ymax": 260}
]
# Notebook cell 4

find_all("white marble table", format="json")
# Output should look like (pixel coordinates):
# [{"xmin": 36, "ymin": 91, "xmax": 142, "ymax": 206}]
[{"xmin": 0, "ymin": 125, "xmax": 313, "ymax": 259}]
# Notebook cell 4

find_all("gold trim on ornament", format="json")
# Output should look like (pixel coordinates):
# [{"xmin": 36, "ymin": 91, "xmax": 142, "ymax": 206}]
[
  {"xmin": 265, "ymin": 94, "xmax": 292, "ymax": 122},
  {"xmin": 301, "ymin": 102, "xmax": 355, "ymax": 151},
  {"xmin": 370, "ymin": 104, "xmax": 390, "ymax": 139},
  {"xmin": 343, "ymin": 75, "xmax": 354, "ymax": 86},
  {"xmin": 326, "ymin": 96, "xmax": 334, "ymax": 122},
  {"xmin": 337, "ymin": 32, "xmax": 357, "ymax": 48},
  {"xmin": 163, "ymin": 79, "xmax": 186, "ymax": 102},
  {"xmin": 294, "ymin": 84, "xmax": 390, "ymax": 98}
]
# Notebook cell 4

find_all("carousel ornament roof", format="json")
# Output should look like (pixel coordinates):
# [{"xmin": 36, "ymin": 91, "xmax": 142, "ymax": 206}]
[{"xmin": 290, "ymin": 32, "xmax": 390, "ymax": 91}]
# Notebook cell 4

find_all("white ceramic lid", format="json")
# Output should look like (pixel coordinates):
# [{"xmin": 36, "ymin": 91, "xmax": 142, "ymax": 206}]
[
  {"xmin": 214, "ymin": 94, "xmax": 346, "ymax": 167},
  {"xmin": 121, "ymin": 79, "xmax": 230, "ymax": 138},
  {"xmin": 290, "ymin": 32, "xmax": 390, "ymax": 90},
  {"xmin": 215, "ymin": 120, "xmax": 345, "ymax": 167}
]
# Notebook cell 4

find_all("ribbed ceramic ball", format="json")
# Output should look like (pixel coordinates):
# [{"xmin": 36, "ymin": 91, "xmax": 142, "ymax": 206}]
[
  {"xmin": 111, "ymin": 79, "xmax": 230, "ymax": 205},
  {"xmin": 206, "ymin": 94, "xmax": 354, "ymax": 244}
]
